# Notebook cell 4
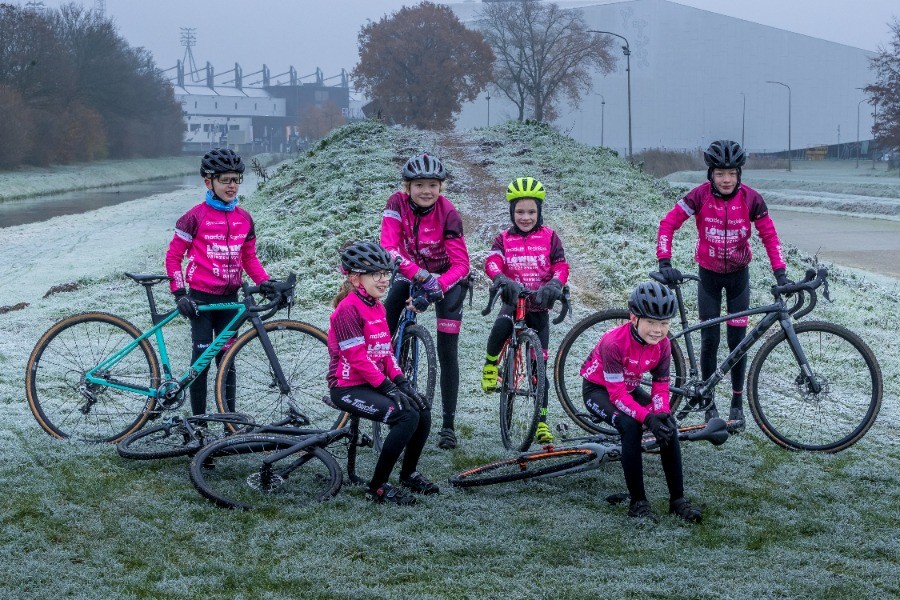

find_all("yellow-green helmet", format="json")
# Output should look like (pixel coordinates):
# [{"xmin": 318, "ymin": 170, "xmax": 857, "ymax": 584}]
[{"xmin": 506, "ymin": 177, "xmax": 545, "ymax": 202}]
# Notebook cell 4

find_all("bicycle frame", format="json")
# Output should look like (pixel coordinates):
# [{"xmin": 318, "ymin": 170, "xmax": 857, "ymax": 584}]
[
  {"xmin": 85, "ymin": 276, "xmax": 292, "ymax": 405},
  {"xmin": 392, "ymin": 282, "xmax": 422, "ymax": 365}
]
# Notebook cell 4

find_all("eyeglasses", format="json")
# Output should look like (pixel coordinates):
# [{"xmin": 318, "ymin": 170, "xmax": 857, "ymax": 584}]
[
  {"xmin": 215, "ymin": 175, "xmax": 243, "ymax": 185},
  {"xmin": 365, "ymin": 271, "xmax": 392, "ymax": 281}
]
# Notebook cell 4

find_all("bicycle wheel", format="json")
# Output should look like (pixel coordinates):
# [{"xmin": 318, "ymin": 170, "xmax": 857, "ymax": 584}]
[
  {"xmin": 450, "ymin": 447, "xmax": 598, "ymax": 488},
  {"xmin": 554, "ymin": 309, "xmax": 685, "ymax": 434},
  {"xmin": 746, "ymin": 320, "xmax": 882, "ymax": 452},
  {"xmin": 116, "ymin": 413, "xmax": 255, "ymax": 460},
  {"xmin": 189, "ymin": 433, "xmax": 343, "ymax": 510},
  {"xmin": 26, "ymin": 312, "xmax": 160, "ymax": 442},
  {"xmin": 500, "ymin": 329, "xmax": 544, "ymax": 452},
  {"xmin": 215, "ymin": 320, "xmax": 347, "ymax": 430}
]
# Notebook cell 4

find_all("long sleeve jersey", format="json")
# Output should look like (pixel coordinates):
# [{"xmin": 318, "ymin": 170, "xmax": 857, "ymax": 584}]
[
  {"xmin": 165, "ymin": 202, "xmax": 268, "ymax": 295},
  {"xmin": 327, "ymin": 291, "xmax": 403, "ymax": 389},
  {"xmin": 484, "ymin": 225, "xmax": 569, "ymax": 310},
  {"xmin": 380, "ymin": 191, "xmax": 470, "ymax": 291},
  {"xmin": 581, "ymin": 322, "xmax": 672, "ymax": 423},
  {"xmin": 657, "ymin": 181, "xmax": 786, "ymax": 274}
]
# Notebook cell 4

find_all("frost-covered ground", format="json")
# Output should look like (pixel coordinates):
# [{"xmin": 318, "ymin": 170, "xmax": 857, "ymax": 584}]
[{"xmin": 1, "ymin": 123, "xmax": 897, "ymax": 598}]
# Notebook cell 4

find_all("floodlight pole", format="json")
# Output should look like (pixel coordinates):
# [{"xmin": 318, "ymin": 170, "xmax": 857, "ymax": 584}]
[
  {"xmin": 589, "ymin": 30, "xmax": 631, "ymax": 161},
  {"xmin": 766, "ymin": 80, "xmax": 791, "ymax": 171}
]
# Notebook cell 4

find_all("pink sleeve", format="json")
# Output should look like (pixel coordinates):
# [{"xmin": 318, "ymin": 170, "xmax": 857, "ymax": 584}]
[
  {"xmin": 656, "ymin": 203, "xmax": 691, "ymax": 261},
  {"xmin": 165, "ymin": 234, "xmax": 191, "ymax": 292},
  {"xmin": 380, "ymin": 202, "xmax": 422, "ymax": 280},
  {"xmin": 484, "ymin": 233, "xmax": 505, "ymax": 279},
  {"xmin": 549, "ymin": 231, "xmax": 569, "ymax": 284},
  {"xmin": 333, "ymin": 305, "xmax": 390, "ymax": 388},
  {"xmin": 240, "ymin": 237, "xmax": 269, "ymax": 284},
  {"xmin": 648, "ymin": 342, "xmax": 672, "ymax": 414},
  {"xmin": 383, "ymin": 353, "xmax": 404, "ymax": 382},
  {"xmin": 437, "ymin": 236, "xmax": 470, "ymax": 291},
  {"xmin": 601, "ymin": 344, "xmax": 652, "ymax": 423},
  {"xmin": 754, "ymin": 215, "xmax": 787, "ymax": 272}
]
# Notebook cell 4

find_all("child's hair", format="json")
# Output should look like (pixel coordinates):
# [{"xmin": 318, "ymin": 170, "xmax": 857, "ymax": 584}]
[{"xmin": 332, "ymin": 279, "xmax": 355, "ymax": 308}]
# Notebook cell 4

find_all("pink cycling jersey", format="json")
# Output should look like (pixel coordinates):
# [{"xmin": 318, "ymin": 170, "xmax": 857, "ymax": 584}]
[
  {"xmin": 484, "ymin": 226, "xmax": 569, "ymax": 309},
  {"xmin": 165, "ymin": 202, "xmax": 268, "ymax": 295},
  {"xmin": 327, "ymin": 290, "xmax": 403, "ymax": 389},
  {"xmin": 581, "ymin": 322, "xmax": 671, "ymax": 423},
  {"xmin": 657, "ymin": 181, "xmax": 785, "ymax": 274},
  {"xmin": 380, "ymin": 191, "xmax": 470, "ymax": 291}
]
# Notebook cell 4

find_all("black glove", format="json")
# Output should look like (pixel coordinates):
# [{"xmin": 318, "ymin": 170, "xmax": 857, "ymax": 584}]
[
  {"xmin": 645, "ymin": 411, "xmax": 675, "ymax": 446},
  {"xmin": 377, "ymin": 379, "xmax": 418, "ymax": 412},
  {"xmin": 259, "ymin": 278, "xmax": 279, "ymax": 297},
  {"xmin": 774, "ymin": 269, "xmax": 793, "ymax": 288},
  {"xmin": 173, "ymin": 290, "xmax": 199, "ymax": 319},
  {"xmin": 410, "ymin": 287, "xmax": 443, "ymax": 312},
  {"xmin": 493, "ymin": 273, "xmax": 524, "ymax": 306},
  {"xmin": 658, "ymin": 259, "xmax": 683, "ymax": 285},
  {"xmin": 395, "ymin": 376, "xmax": 429, "ymax": 411},
  {"xmin": 534, "ymin": 279, "xmax": 563, "ymax": 310}
]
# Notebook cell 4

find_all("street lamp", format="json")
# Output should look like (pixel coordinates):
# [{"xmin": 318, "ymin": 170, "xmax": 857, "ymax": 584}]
[
  {"xmin": 872, "ymin": 100, "xmax": 878, "ymax": 169},
  {"xmin": 856, "ymin": 98, "xmax": 866, "ymax": 168},
  {"xmin": 766, "ymin": 80, "xmax": 791, "ymax": 171},
  {"xmin": 596, "ymin": 93, "xmax": 605, "ymax": 147},
  {"xmin": 739, "ymin": 92, "xmax": 746, "ymax": 148},
  {"xmin": 589, "ymin": 30, "xmax": 631, "ymax": 161}
]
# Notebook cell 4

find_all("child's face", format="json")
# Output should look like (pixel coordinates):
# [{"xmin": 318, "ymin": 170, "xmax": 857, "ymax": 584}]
[
  {"xmin": 711, "ymin": 168, "xmax": 739, "ymax": 195},
  {"xmin": 205, "ymin": 171, "xmax": 242, "ymax": 202},
  {"xmin": 630, "ymin": 314, "xmax": 670, "ymax": 345},
  {"xmin": 351, "ymin": 270, "xmax": 391, "ymax": 299},
  {"xmin": 406, "ymin": 179, "xmax": 442, "ymax": 209},
  {"xmin": 513, "ymin": 199, "xmax": 539, "ymax": 232}
]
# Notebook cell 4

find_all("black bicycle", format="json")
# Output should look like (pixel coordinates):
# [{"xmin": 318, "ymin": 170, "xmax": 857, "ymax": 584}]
[
  {"xmin": 189, "ymin": 403, "xmax": 372, "ymax": 510},
  {"xmin": 554, "ymin": 268, "xmax": 882, "ymax": 452},
  {"xmin": 450, "ymin": 417, "xmax": 733, "ymax": 488},
  {"xmin": 481, "ymin": 283, "xmax": 569, "ymax": 451}
]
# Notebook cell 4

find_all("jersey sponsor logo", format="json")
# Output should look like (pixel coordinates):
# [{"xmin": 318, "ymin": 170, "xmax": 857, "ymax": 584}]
[
  {"xmin": 339, "ymin": 336, "xmax": 365, "ymax": 350},
  {"xmin": 203, "ymin": 233, "xmax": 226, "ymax": 241},
  {"xmin": 341, "ymin": 394, "xmax": 379, "ymax": 415}
]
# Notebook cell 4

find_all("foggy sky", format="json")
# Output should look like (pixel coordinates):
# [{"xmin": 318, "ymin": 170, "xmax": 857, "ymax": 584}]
[{"xmin": 26, "ymin": 0, "xmax": 900, "ymax": 84}]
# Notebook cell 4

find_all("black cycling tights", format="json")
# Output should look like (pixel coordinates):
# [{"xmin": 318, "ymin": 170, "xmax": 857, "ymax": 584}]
[
  {"xmin": 697, "ymin": 266, "xmax": 750, "ymax": 398},
  {"xmin": 583, "ymin": 381, "xmax": 684, "ymax": 503},
  {"xmin": 188, "ymin": 289, "xmax": 238, "ymax": 416}
]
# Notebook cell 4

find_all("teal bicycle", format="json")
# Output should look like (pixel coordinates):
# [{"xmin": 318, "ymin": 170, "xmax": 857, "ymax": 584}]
[{"xmin": 26, "ymin": 272, "xmax": 344, "ymax": 443}]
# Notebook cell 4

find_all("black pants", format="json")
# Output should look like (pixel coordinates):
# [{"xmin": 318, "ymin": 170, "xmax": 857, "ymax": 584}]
[
  {"xmin": 583, "ymin": 380, "xmax": 684, "ymax": 503},
  {"xmin": 486, "ymin": 306, "xmax": 550, "ymax": 409},
  {"xmin": 384, "ymin": 279, "xmax": 466, "ymax": 430},
  {"xmin": 188, "ymin": 289, "xmax": 238, "ymax": 415},
  {"xmin": 697, "ymin": 266, "xmax": 750, "ymax": 402},
  {"xmin": 330, "ymin": 385, "xmax": 431, "ymax": 489}
]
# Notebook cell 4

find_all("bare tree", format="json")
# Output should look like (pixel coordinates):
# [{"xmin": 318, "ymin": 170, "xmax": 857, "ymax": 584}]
[
  {"xmin": 478, "ymin": 0, "xmax": 615, "ymax": 122},
  {"xmin": 865, "ymin": 17, "xmax": 900, "ymax": 168}
]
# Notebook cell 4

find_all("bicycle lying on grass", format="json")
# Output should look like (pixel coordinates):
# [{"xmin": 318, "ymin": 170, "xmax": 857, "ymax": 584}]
[
  {"xmin": 554, "ymin": 267, "xmax": 881, "ymax": 452},
  {"xmin": 26, "ymin": 272, "xmax": 344, "ymax": 442},
  {"xmin": 189, "ymin": 401, "xmax": 373, "ymax": 510},
  {"xmin": 481, "ymin": 283, "xmax": 569, "ymax": 451},
  {"xmin": 450, "ymin": 417, "xmax": 734, "ymax": 487}
]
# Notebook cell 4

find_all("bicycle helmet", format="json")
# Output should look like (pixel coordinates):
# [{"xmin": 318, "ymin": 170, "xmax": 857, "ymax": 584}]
[
  {"xmin": 703, "ymin": 140, "xmax": 746, "ymax": 170},
  {"xmin": 201, "ymin": 148, "xmax": 245, "ymax": 177},
  {"xmin": 628, "ymin": 280, "xmax": 677, "ymax": 320},
  {"xmin": 340, "ymin": 241, "xmax": 395, "ymax": 274},
  {"xmin": 401, "ymin": 153, "xmax": 447, "ymax": 181},
  {"xmin": 506, "ymin": 177, "xmax": 546, "ymax": 202}
]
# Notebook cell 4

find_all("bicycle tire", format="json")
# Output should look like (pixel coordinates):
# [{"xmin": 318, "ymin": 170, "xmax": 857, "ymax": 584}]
[
  {"xmin": 214, "ymin": 320, "xmax": 347, "ymax": 430},
  {"xmin": 499, "ymin": 329, "xmax": 544, "ymax": 452},
  {"xmin": 449, "ymin": 447, "xmax": 598, "ymax": 488},
  {"xmin": 26, "ymin": 312, "xmax": 160, "ymax": 442},
  {"xmin": 554, "ymin": 310, "xmax": 687, "ymax": 434},
  {"xmin": 189, "ymin": 433, "xmax": 343, "ymax": 510},
  {"xmin": 373, "ymin": 323, "xmax": 437, "ymax": 452},
  {"xmin": 746, "ymin": 320, "xmax": 882, "ymax": 452},
  {"xmin": 116, "ymin": 412, "xmax": 255, "ymax": 460}
]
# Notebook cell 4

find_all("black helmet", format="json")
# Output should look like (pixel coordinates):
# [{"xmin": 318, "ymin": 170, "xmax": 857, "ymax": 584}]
[
  {"xmin": 402, "ymin": 153, "xmax": 447, "ymax": 181},
  {"xmin": 628, "ymin": 281, "xmax": 677, "ymax": 320},
  {"xmin": 703, "ymin": 140, "xmax": 746, "ymax": 169},
  {"xmin": 340, "ymin": 241, "xmax": 395, "ymax": 274},
  {"xmin": 201, "ymin": 148, "xmax": 245, "ymax": 177}
]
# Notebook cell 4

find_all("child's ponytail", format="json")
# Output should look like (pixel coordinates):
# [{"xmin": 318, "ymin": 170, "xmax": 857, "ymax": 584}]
[{"xmin": 332, "ymin": 279, "xmax": 354, "ymax": 308}]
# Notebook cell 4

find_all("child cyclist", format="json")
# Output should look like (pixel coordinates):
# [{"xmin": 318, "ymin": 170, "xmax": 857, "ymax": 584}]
[
  {"xmin": 327, "ymin": 241, "xmax": 437, "ymax": 506},
  {"xmin": 165, "ymin": 148, "xmax": 272, "ymax": 416},
  {"xmin": 582, "ymin": 280, "xmax": 703, "ymax": 523},
  {"xmin": 482, "ymin": 177, "xmax": 569, "ymax": 444},
  {"xmin": 380, "ymin": 153, "xmax": 471, "ymax": 450},
  {"xmin": 656, "ymin": 140, "xmax": 789, "ymax": 424}
]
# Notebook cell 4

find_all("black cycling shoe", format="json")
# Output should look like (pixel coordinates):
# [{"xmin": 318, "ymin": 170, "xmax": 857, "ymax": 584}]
[
  {"xmin": 627, "ymin": 500, "xmax": 659, "ymax": 524},
  {"xmin": 365, "ymin": 482, "xmax": 416, "ymax": 506},
  {"xmin": 437, "ymin": 427, "xmax": 457, "ymax": 450},
  {"xmin": 399, "ymin": 471, "xmax": 440, "ymax": 495},
  {"xmin": 728, "ymin": 407, "xmax": 746, "ymax": 432},
  {"xmin": 669, "ymin": 497, "xmax": 703, "ymax": 523}
]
